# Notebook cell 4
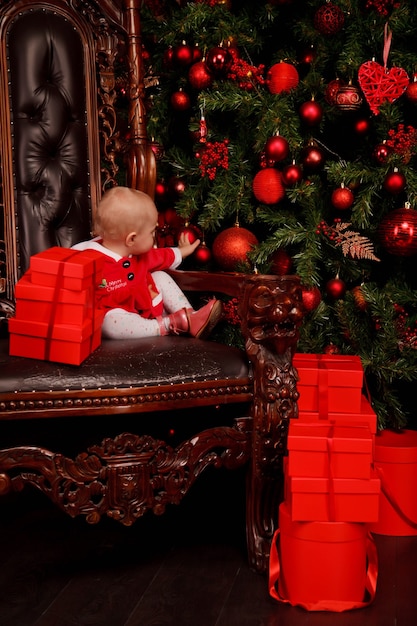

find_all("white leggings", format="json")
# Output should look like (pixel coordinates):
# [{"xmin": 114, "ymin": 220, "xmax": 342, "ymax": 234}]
[{"xmin": 101, "ymin": 271, "xmax": 192, "ymax": 339}]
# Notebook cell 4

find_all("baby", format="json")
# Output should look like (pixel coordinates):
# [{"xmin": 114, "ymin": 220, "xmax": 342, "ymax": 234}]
[{"xmin": 73, "ymin": 186, "xmax": 221, "ymax": 339}]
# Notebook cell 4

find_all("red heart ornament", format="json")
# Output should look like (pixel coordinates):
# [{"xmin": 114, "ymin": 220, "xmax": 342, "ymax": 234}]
[{"xmin": 358, "ymin": 60, "xmax": 409, "ymax": 115}]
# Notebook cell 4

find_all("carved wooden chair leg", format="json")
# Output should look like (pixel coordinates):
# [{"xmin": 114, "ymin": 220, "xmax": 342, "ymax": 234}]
[{"xmin": 239, "ymin": 275, "xmax": 303, "ymax": 573}]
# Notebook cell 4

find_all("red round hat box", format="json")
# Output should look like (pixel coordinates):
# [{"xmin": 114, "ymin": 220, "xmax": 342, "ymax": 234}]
[
  {"xmin": 269, "ymin": 502, "xmax": 376, "ymax": 611},
  {"xmin": 370, "ymin": 429, "xmax": 417, "ymax": 536}
]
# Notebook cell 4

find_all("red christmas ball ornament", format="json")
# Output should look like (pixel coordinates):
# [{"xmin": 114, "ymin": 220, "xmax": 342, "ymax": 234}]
[
  {"xmin": 324, "ymin": 343, "xmax": 341, "ymax": 355},
  {"xmin": 314, "ymin": 2, "xmax": 345, "ymax": 36},
  {"xmin": 335, "ymin": 83, "xmax": 363, "ymax": 111},
  {"xmin": 300, "ymin": 143, "xmax": 325, "ymax": 173},
  {"xmin": 252, "ymin": 168, "xmax": 286, "ymax": 205},
  {"xmin": 164, "ymin": 207, "xmax": 184, "ymax": 230},
  {"xmin": 331, "ymin": 184, "xmax": 354, "ymax": 210},
  {"xmin": 194, "ymin": 242, "xmax": 212, "ymax": 265},
  {"xmin": 301, "ymin": 285, "xmax": 322, "ymax": 312},
  {"xmin": 188, "ymin": 61, "xmax": 213, "ymax": 90},
  {"xmin": 299, "ymin": 99, "xmax": 323, "ymax": 126},
  {"xmin": 326, "ymin": 277, "xmax": 346, "ymax": 299},
  {"xmin": 205, "ymin": 46, "xmax": 233, "ymax": 76},
  {"xmin": 264, "ymin": 134, "xmax": 289, "ymax": 163},
  {"xmin": 270, "ymin": 248, "xmax": 292, "ymax": 276},
  {"xmin": 405, "ymin": 75, "xmax": 417, "ymax": 104},
  {"xmin": 383, "ymin": 168, "xmax": 406, "ymax": 195},
  {"xmin": 299, "ymin": 45, "xmax": 316, "ymax": 67},
  {"xmin": 325, "ymin": 78, "xmax": 344, "ymax": 105},
  {"xmin": 170, "ymin": 90, "xmax": 191, "ymax": 111},
  {"xmin": 172, "ymin": 41, "xmax": 194, "ymax": 67},
  {"xmin": 155, "ymin": 180, "xmax": 169, "ymax": 206},
  {"xmin": 378, "ymin": 203, "xmax": 417, "ymax": 257},
  {"xmin": 354, "ymin": 117, "xmax": 371, "ymax": 136},
  {"xmin": 179, "ymin": 223, "xmax": 201, "ymax": 244},
  {"xmin": 212, "ymin": 224, "xmax": 259, "ymax": 271},
  {"xmin": 373, "ymin": 141, "xmax": 392, "ymax": 164},
  {"xmin": 168, "ymin": 175, "xmax": 186, "ymax": 200},
  {"xmin": 282, "ymin": 161, "xmax": 303, "ymax": 186},
  {"xmin": 266, "ymin": 62, "xmax": 299, "ymax": 94}
]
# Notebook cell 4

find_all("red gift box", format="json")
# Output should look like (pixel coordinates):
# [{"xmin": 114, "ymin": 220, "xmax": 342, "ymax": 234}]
[
  {"xmin": 15, "ymin": 273, "xmax": 94, "ymax": 325},
  {"xmin": 9, "ymin": 311, "xmax": 103, "ymax": 365},
  {"xmin": 294, "ymin": 353, "xmax": 364, "ymax": 414},
  {"xmin": 287, "ymin": 421, "xmax": 373, "ymax": 479},
  {"xmin": 298, "ymin": 394, "xmax": 378, "ymax": 434},
  {"xmin": 288, "ymin": 473, "xmax": 380, "ymax": 522},
  {"xmin": 29, "ymin": 246, "xmax": 104, "ymax": 291}
]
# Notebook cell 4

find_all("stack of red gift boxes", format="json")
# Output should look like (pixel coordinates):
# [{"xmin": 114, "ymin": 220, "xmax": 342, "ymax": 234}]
[
  {"xmin": 285, "ymin": 354, "xmax": 380, "ymax": 523},
  {"xmin": 9, "ymin": 247, "xmax": 105, "ymax": 365},
  {"xmin": 269, "ymin": 354, "xmax": 381, "ymax": 610}
]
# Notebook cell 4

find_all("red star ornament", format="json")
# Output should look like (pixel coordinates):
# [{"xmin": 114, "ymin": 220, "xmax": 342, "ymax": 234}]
[{"xmin": 358, "ymin": 60, "xmax": 409, "ymax": 115}]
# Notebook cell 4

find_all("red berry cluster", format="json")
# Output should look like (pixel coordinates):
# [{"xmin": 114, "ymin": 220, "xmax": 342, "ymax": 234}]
[
  {"xmin": 227, "ymin": 58, "xmax": 265, "ymax": 90},
  {"xmin": 386, "ymin": 124, "xmax": 417, "ymax": 162},
  {"xmin": 222, "ymin": 297, "xmax": 241, "ymax": 326},
  {"xmin": 198, "ymin": 139, "xmax": 229, "ymax": 180},
  {"xmin": 394, "ymin": 304, "xmax": 417, "ymax": 349},
  {"xmin": 315, "ymin": 218, "xmax": 342, "ymax": 243},
  {"xmin": 365, "ymin": 0, "xmax": 401, "ymax": 16}
]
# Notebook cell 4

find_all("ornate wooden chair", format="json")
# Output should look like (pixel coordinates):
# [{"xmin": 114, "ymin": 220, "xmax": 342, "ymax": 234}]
[{"xmin": 0, "ymin": 0, "xmax": 303, "ymax": 573}]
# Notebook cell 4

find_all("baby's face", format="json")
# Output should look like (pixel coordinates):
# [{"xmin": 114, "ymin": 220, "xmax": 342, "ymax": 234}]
[{"xmin": 130, "ymin": 204, "xmax": 158, "ymax": 255}]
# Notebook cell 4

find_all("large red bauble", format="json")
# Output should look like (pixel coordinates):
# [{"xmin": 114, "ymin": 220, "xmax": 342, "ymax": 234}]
[
  {"xmin": 205, "ymin": 46, "xmax": 233, "ymax": 75},
  {"xmin": 264, "ymin": 135, "xmax": 289, "ymax": 162},
  {"xmin": 378, "ymin": 205, "xmax": 417, "ymax": 256},
  {"xmin": 170, "ymin": 90, "xmax": 191, "ymax": 111},
  {"xmin": 282, "ymin": 162, "xmax": 303, "ymax": 186},
  {"xmin": 212, "ymin": 225, "xmax": 259, "ymax": 271},
  {"xmin": 301, "ymin": 285, "xmax": 321, "ymax": 312},
  {"xmin": 300, "ymin": 144, "xmax": 325, "ymax": 173},
  {"xmin": 172, "ymin": 42, "xmax": 194, "ymax": 66},
  {"xmin": 299, "ymin": 99, "xmax": 323, "ymax": 126},
  {"xmin": 326, "ymin": 277, "xmax": 346, "ymax": 299},
  {"xmin": 325, "ymin": 78, "xmax": 344, "ymax": 105},
  {"xmin": 188, "ymin": 61, "xmax": 213, "ymax": 90},
  {"xmin": 252, "ymin": 168, "xmax": 286, "ymax": 204},
  {"xmin": 266, "ymin": 62, "xmax": 299, "ymax": 94},
  {"xmin": 331, "ymin": 185, "xmax": 354, "ymax": 210},
  {"xmin": 383, "ymin": 169, "xmax": 406, "ymax": 195},
  {"xmin": 314, "ymin": 2, "xmax": 345, "ymax": 35}
]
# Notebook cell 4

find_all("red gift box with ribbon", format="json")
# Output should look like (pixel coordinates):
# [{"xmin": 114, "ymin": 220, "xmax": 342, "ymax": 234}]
[
  {"xmin": 29, "ymin": 246, "xmax": 103, "ymax": 291},
  {"xmin": 298, "ymin": 394, "xmax": 378, "ymax": 434},
  {"xmin": 294, "ymin": 353, "xmax": 364, "ymax": 414},
  {"xmin": 9, "ymin": 310, "xmax": 103, "ymax": 365},
  {"xmin": 9, "ymin": 247, "xmax": 104, "ymax": 365},
  {"xmin": 287, "ymin": 421, "xmax": 374, "ymax": 480},
  {"xmin": 15, "ymin": 272, "xmax": 94, "ymax": 325},
  {"xmin": 288, "ymin": 473, "xmax": 380, "ymax": 523}
]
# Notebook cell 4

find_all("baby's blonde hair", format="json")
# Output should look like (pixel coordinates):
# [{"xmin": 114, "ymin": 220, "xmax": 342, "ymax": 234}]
[{"xmin": 93, "ymin": 187, "xmax": 156, "ymax": 240}]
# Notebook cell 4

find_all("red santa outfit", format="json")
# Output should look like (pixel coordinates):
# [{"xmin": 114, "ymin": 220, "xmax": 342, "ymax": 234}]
[{"xmin": 72, "ymin": 238, "xmax": 192, "ymax": 338}]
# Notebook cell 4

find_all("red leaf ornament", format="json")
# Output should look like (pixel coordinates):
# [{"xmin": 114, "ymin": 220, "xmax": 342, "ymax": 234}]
[{"xmin": 358, "ymin": 60, "xmax": 409, "ymax": 115}]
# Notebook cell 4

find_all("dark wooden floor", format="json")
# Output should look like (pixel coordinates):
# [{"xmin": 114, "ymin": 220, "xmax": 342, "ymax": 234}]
[{"xmin": 0, "ymin": 467, "xmax": 416, "ymax": 626}]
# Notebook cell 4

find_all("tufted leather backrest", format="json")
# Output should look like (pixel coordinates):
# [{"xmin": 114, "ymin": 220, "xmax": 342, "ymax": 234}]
[{"xmin": 7, "ymin": 9, "xmax": 92, "ymax": 274}]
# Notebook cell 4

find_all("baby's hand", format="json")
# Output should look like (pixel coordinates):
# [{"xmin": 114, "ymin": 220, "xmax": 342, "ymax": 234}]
[{"xmin": 178, "ymin": 232, "xmax": 200, "ymax": 258}]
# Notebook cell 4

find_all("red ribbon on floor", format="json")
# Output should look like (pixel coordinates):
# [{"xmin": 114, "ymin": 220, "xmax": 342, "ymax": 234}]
[{"xmin": 268, "ymin": 529, "xmax": 378, "ymax": 612}]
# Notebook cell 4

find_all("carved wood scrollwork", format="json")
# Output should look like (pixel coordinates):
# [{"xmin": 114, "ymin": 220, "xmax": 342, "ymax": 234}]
[{"xmin": 0, "ymin": 422, "xmax": 250, "ymax": 526}]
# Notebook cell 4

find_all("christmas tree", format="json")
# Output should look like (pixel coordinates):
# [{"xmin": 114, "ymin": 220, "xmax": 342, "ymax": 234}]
[{"xmin": 136, "ymin": 0, "xmax": 417, "ymax": 429}]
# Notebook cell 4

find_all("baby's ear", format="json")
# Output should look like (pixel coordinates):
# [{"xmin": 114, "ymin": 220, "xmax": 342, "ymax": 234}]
[{"xmin": 125, "ymin": 231, "xmax": 136, "ymax": 247}]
